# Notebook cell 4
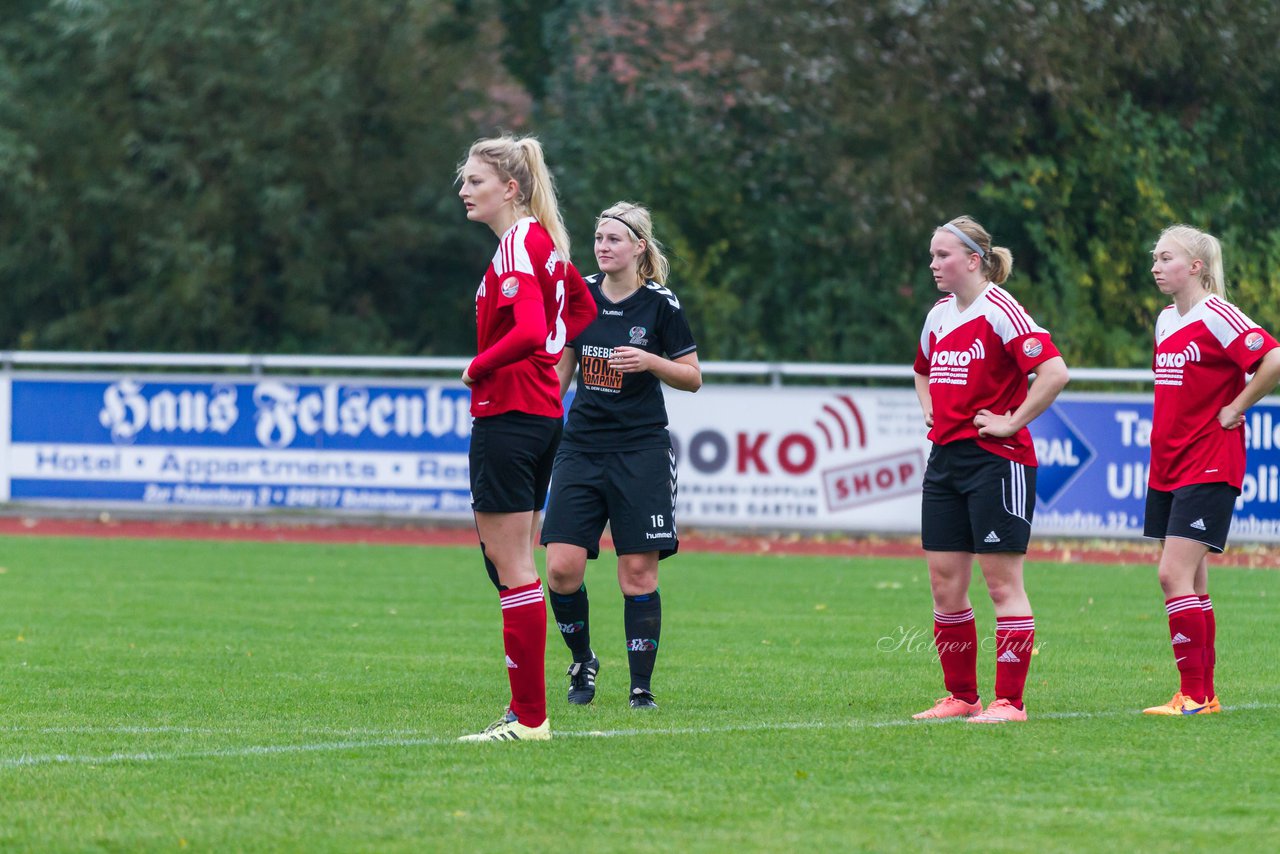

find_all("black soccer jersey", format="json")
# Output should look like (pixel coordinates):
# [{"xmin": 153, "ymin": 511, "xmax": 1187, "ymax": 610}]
[{"xmin": 561, "ymin": 274, "xmax": 698, "ymax": 451}]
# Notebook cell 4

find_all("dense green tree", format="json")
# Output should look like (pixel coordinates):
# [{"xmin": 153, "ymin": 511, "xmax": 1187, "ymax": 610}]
[
  {"xmin": 3, "ymin": 0, "xmax": 1279, "ymax": 367},
  {"xmin": 0, "ymin": 0, "xmax": 517, "ymax": 354},
  {"xmin": 542, "ymin": 0, "xmax": 1280, "ymax": 365}
]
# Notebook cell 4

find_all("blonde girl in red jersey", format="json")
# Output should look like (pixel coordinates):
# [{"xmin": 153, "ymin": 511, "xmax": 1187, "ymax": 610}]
[
  {"xmin": 455, "ymin": 135, "xmax": 596, "ymax": 742},
  {"xmin": 911, "ymin": 216, "xmax": 1069, "ymax": 724},
  {"xmin": 1142, "ymin": 225, "xmax": 1280, "ymax": 716}
]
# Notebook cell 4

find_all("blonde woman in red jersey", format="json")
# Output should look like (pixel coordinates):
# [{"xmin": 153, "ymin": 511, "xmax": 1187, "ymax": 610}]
[
  {"xmin": 911, "ymin": 216, "xmax": 1069, "ymax": 724},
  {"xmin": 1142, "ymin": 225, "xmax": 1280, "ymax": 716},
  {"xmin": 455, "ymin": 135, "xmax": 597, "ymax": 742}
]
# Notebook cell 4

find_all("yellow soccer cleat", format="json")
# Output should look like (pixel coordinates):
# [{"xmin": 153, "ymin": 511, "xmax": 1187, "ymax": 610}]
[
  {"xmin": 1142, "ymin": 692, "xmax": 1209, "ymax": 716},
  {"xmin": 458, "ymin": 709, "xmax": 551, "ymax": 742}
]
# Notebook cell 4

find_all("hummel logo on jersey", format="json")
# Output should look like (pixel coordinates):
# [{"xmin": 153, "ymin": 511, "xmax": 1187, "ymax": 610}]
[
  {"xmin": 505, "ymin": 655, "xmax": 518, "ymax": 669},
  {"xmin": 1189, "ymin": 518, "xmax": 1207, "ymax": 531},
  {"xmin": 984, "ymin": 531, "xmax": 1001, "ymax": 544},
  {"xmin": 997, "ymin": 650, "xmax": 1021, "ymax": 664},
  {"xmin": 1171, "ymin": 632, "xmax": 1191, "ymax": 645}
]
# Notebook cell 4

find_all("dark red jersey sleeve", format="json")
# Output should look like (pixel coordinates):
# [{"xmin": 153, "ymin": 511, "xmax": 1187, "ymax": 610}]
[
  {"xmin": 562, "ymin": 264, "xmax": 598, "ymax": 342},
  {"xmin": 467, "ymin": 298, "xmax": 546, "ymax": 381},
  {"xmin": 1229, "ymin": 327, "xmax": 1280, "ymax": 373},
  {"xmin": 913, "ymin": 344, "xmax": 931, "ymax": 376}
]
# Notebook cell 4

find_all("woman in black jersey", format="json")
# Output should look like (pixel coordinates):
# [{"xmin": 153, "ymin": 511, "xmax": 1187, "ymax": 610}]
[{"xmin": 540, "ymin": 201, "xmax": 701, "ymax": 709}]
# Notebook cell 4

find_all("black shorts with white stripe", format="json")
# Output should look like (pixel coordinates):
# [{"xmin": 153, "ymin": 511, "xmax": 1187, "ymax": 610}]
[
  {"xmin": 921, "ymin": 440, "xmax": 1037, "ymax": 554},
  {"xmin": 541, "ymin": 446, "xmax": 680, "ymax": 560},
  {"xmin": 1143, "ymin": 482, "xmax": 1239, "ymax": 554}
]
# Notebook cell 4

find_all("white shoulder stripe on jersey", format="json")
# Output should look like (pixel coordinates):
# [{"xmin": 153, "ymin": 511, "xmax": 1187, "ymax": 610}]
[
  {"xmin": 496, "ymin": 220, "xmax": 535, "ymax": 278},
  {"xmin": 986, "ymin": 287, "xmax": 1032, "ymax": 336},
  {"xmin": 1205, "ymin": 296, "xmax": 1250, "ymax": 334}
]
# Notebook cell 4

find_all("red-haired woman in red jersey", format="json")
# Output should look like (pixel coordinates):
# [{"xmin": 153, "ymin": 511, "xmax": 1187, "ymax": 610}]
[
  {"xmin": 911, "ymin": 216, "xmax": 1069, "ymax": 724},
  {"xmin": 1142, "ymin": 225, "xmax": 1280, "ymax": 716},
  {"xmin": 455, "ymin": 135, "xmax": 596, "ymax": 742}
]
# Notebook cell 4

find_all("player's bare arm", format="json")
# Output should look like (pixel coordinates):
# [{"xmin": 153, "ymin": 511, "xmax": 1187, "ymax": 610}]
[
  {"xmin": 975, "ymin": 355, "xmax": 1069, "ymax": 438},
  {"xmin": 609, "ymin": 347, "xmax": 701, "ymax": 392},
  {"xmin": 913, "ymin": 371, "xmax": 933, "ymax": 428},
  {"xmin": 1219, "ymin": 348, "xmax": 1280, "ymax": 430},
  {"xmin": 555, "ymin": 349, "xmax": 580, "ymax": 399}
]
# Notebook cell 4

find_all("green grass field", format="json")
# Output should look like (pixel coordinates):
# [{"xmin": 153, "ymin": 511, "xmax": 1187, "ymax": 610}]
[{"xmin": 1, "ymin": 535, "xmax": 1278, "ymax": 852}]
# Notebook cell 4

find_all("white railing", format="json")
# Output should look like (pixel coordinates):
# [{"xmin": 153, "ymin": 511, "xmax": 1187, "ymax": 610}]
[{"xmin": 0, "ymin": 351, "xmax": 1153, "ymax": 384}]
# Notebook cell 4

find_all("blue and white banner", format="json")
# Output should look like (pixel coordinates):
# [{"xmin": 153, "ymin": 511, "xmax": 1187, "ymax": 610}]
[
  {"xmin": 2, "ymin": 375, "xmax": 473, "ymax": 515},
  {"xmin": 660, "ymin": 388, "xmax": 1280, "ymax": 542},
  {"xmin": 2, "ymin": 373, "xmax": 1279, "ymax": 541},
  {"xmin": 1028, "ymin": 395, "xmax": 1280, "ymax": 540}
]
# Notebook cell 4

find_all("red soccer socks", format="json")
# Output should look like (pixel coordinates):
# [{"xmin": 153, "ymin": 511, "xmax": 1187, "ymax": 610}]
[{"xmin": 500, "ymin": 580, "xmax": 548, "ymax": 727}]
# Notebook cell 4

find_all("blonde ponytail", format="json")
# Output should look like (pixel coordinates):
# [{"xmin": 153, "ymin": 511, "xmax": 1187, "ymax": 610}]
[
  {"xmin": 461, "ymin": 135, "xmax": 572, "ymax": 261},
  {"xmin": 1158, "ymin": 224, "xmax": 1226, "ymax": 299}
]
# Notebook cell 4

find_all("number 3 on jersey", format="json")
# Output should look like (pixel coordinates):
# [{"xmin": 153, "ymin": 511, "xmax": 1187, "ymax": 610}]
[{"xmin": 545, "ymin": 279, "xmax": 568, "ymax": 355}]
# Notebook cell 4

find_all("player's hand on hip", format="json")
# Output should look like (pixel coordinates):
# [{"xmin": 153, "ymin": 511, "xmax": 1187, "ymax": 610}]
[
  {"xmin": 974, "ymin": 409, "xmax": 1016, "ymax": 438},
  {"xmin": 1217, "ymin": 405, "xmax": 1245, "ymax": 430}
]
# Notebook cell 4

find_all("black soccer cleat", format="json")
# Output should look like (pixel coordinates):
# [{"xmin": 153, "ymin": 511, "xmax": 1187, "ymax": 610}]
[
  {"xmin": 566, "ymin": 656, "xmax": 599, "ymax": 705},
  {"xmin": 629, "ymin": 687, "xmax": 658, "ymax": 709}
]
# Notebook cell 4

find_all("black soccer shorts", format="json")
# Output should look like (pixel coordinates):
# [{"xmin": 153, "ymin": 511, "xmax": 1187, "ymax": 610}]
[
  {"xmin": 921, "ymin": 440, "xmax": 1037, "ymax": 554},
  {"xmin": 1143, "ymin": 482, "xmax": 1239, "ymax": 554},
  {"xmin": 540, "ymin": 446, "xmax": 679, "ymax": 560},
  {"xmin": 468, "ymin": 411, "xmax": 562, "ymax": 513}
]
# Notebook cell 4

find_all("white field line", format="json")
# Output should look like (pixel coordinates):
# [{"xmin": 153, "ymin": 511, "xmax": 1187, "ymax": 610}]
[
  {"xmin": 3, "ymin": 703, "xmax": 1276, "ymax": 769},
  {"xmin": 0, "ymin": 725, "xmax": 432, "ymax": 736}
]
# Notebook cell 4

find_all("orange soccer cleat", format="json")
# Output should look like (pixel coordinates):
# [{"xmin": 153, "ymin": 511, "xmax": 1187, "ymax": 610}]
[
  {"xmin": 1142, "ymin": 692, "xmax": 1209, "ymax": 716},
  {"xmin": 967, "ymin": 698, "xmax": 1028, "ymax": 723},
  {"xmin": 912, "ymin": 695, "xmax": 983, "ymax": 720}
]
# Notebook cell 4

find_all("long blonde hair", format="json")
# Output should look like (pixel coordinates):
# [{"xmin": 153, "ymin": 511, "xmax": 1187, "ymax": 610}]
[
  {"xmin": 1157, "ymin": 224, "xmax": 1226, "ymax": 299},
  {"xmin": 461, "ymin": 135, "xmax": 571, "ymax": 261},
  {"xmin": 938, "ymin": 215, "xmax": 1014, "ymax": 285},
  {"xmin": 596, "ymin": 201, "xmax": 670, "ymax": 284}
]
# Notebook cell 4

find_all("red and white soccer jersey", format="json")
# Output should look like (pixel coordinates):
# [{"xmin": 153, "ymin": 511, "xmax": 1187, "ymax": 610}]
[
  {"xmin": 1149, "ymin": 295, "xmax": 1279, "ymax": 491},
  {"xmin": 913, "ymin": 284, "xmax": 1061, "ymax": 465},
  {"xmin": 469, "ymin": 217, "xmax": 595, "ymax": 418}
]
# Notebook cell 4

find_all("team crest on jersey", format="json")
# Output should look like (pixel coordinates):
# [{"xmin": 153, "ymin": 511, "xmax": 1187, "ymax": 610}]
[
  {"xmin": 501, "ymin": 279, "xmax": 519, "ymax": 299},
  {"xmin": 1246, "ymin": 331, "xmax": 1264, "ymax": 351},
  {"xmin": 1022, "ymin": 338, "xmax": 1043, "ymax": 358},
  {"xmin": 629, "ymin": 326, "xmax": 649, "ymax": 345}
]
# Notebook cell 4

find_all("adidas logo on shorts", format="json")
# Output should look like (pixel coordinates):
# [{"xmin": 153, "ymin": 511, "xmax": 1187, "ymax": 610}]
[
  {"xmin": 1189, "ymin": 518, "xmax": 1207, "ymax": 531},
  {"xmin": 984, "ymin": 531, "xmax": 1001, "ymax": 544}
]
